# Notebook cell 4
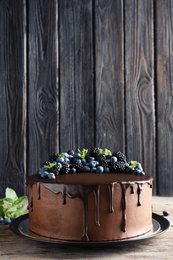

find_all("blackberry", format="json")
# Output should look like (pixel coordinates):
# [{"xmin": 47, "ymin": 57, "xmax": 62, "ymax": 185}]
[
  {"xmin": 41, "ymin": 161, "xmax": 50, "ymax": 167},
  {"xmin": 96, "ymin": 155, "xmax": 108, "ymax": 168},
  {"xmin": 49, "ymin": 154, "xmax": 57, "ymax": 162},
  {"xmin": 69, "ymin": 157, "xmax": 75, "ymax": 164},
  {"xmin": 89, "ymin": 147, "xmax": 99, "ymax": 158},
  {"xmin": 112, "ymin": 151, "xmax": 126, "ymax": 162},
  {"xmin": 60, "ymin": 162, "xmax": 70, "ymax": 174},
  {"xmin": 50, "ymin": 164, "xmax": 61, "ymax": 175},
  {"xmin": 109, "ymin": 161, "xmax": 118, "ymax": 172},
  {"xmin": 109, "ymin": 161, "xmax": 126, "ymax": 172},
  {"xmin": 67, "ymin": 149, "xmax": 74, "ymax": 155},
  {"xmin": 116, "ymin": 161, "xmax": 126, "ymax": 171},
  {"xmin": 74, "ymin": 161, "xmax": 83, "ymax": 172}
]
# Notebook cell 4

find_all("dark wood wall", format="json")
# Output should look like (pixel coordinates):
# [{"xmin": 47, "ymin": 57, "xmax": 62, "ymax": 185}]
[{"xmin": 0, "ymin": 0, "xmax": 173, "ymax": 197}]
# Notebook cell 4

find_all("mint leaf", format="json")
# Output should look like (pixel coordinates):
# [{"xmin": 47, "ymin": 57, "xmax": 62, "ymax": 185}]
[
  {"xmin": 102, "ymin": 148, "xmax": 112, "ymax": 156},
  {"xmin": 13, "ymin": 196, "xmax": 27, "ymax": 205},
  {"xmin": 96, "ymin": 148, "xmax": 112, "ymax": 156},
  {"xmin": 57, "ymin": 153, "xmax": 65, "ymax": 158},
  {"xmin": 5, "ymin": 188, "xmax": 18, "ymax": 201},
  {"xmin": 78, "ymin": 149, "xmax": 88, "ymax": 159},
  {"xmin": 44, "ymin": 162, "xmax": 56, "ymax": 170},
  {"xmin": 2, "ymin": 198, "xmax": 14, "ymax": 207},
  {"xmin": 129, "ymin": 161, "xmax": 138, "ymax": 170},
  {"xmin": 0, "ymin": 199, "xmax": 4, "ymax": 217}
]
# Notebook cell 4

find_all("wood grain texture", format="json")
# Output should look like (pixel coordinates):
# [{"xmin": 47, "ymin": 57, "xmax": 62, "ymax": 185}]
[
  {"xmin": 155, "ymin": 0, "xmax": 173, "ymax": 195},
  {"xmin": 125, "ymin": 0, "xmax": 156, "ymax": 191},
  {"xmin": 0, "ymin": 0, "xmax": 173, "ymax": 196},
  {"xmin": 0, "ymin": 0, "xmax": 26, "ymax": 197},
  {"xmin": 59, "ymin": 0, "xmax": 94, "ymax": 151},
  {"xmin": 95, "ymin": 0, "xmax": 124, "ymax": 152},
  {"xmin": 27, "ymin": 0, "xmax": 59, "ymax": 176},
  {"xmin": 0, "ymin": 196, "xmax": 172, "ymax": 259}
]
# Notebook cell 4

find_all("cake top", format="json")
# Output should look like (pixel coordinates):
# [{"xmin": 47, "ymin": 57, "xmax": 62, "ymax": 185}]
[{"xmin": 37, "ymin": 148, "xmax": 145, "ymax": 180}]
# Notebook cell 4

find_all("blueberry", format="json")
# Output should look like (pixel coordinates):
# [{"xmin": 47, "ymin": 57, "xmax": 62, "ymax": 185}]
[
  {"xmin": 73, "ymin": 152, "xmax": 81, "ymax": 158},
  {"xmin": 91, "ymin": 167, "xmax": 96, "ymax": 172},
  {"xmin": 81, "ymin": 158, "xmax": 87, "ymax": 164},
  {"xmin": 125, "ymin": 166, "xmax": 131, "ymax": 173},
  {"xmin": 134, "ymin": 168, "xmax": 145, "ymax": 176},
  {"xmin": 96, "ymin": 166, "xmax": 104, "ymax": 173},
  {"xmin": 57, "ymin": 162, "xmax": 62, "ymax": 169},
  {"xmin": 83, "ymin": 165, "xmax": 90, "ymax": 172},
  {"xmin": 64, "ymin": 152, "xmax": 70, "ymax": 158},
  {"xmin": 163, "ymin": 210, "xmax": 170, "ymax": 216},
  {"xmin": 87, "ymin": 156, "xmax": 95, "ymax": 162},
  {"xmin": 56, "ymin": 157, "xmax": 64, "ymax": 163},
  {"xmin": 70, "ymin": 167, "xmax": 76, "ymax": 173},
  {"xmin": 64, "ymin": 157, "xmax": 70, "ymax": 163},
  {"xmin": 104, "ymin": 167, "xmax": 110, "ymax": 173},
  {"xmin": 110, "ymin": 156, "xmax": 118, "ymax": 163},
  {"xmin": 136, "ymin": 163, "xmax": 143, "ymax": 171},
  {"xmin": 38, "ymin": 167, "xmax": 45, "ymax": 175},
  {"xmin": 40, "ymin": 171, "xmax": 49, "ymax": 178},
  {"xmin": 134, "ymin": 169, "xmax": 141, "ymax": 175},
  {"xmin": 74, "ymin": 158, "xmax": 82, "ymax": 164},
  {"xmin": 3, "ymin": 218, "xmax": 11, "ymax": 225},
  {"xmin": 89, "ymin": 161, "xmax": 97, "ymax": 167},
  {"xmin": 48, "ymin": 172, "xmax": 55, "ymax": 180}
]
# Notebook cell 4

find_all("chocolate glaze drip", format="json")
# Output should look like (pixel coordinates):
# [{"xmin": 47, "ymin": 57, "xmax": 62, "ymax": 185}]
[
  {"xmin": 130, "ymin": 184, "xmax": 135, "ymax": 194},
  {"xmin": 37, "ymin": 183, "xmax": 41, "ymax": 200},
  {"xmin": 93, "ymin": 186, "xmax": 100, "ymax": 227},
  {"xmin": 27, "ymin": 185, "xmax": 33, "ymax": 211},
  {"xmin": 107, "ymin": 183, "xmax": 114, "ymax": 212},
  {"xmin": 137, "ymin": 183, "xmax": 143, "ymax": 206},
  {"xmin": 121, "ymin": 183, "xmax": 127, "ymax": 232},
  {"xmin": 42, "ymin": 183, "xmax": 100, "ymax": 241},
  {"xmin": 27, "ymin": 177, "xmax": 152, "ymax": 241}
]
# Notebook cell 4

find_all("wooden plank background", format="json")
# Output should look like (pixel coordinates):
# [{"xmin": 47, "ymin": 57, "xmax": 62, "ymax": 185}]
[{"xmin": 0, "ymin": 0, "xmax": 173, "ymax": 197}]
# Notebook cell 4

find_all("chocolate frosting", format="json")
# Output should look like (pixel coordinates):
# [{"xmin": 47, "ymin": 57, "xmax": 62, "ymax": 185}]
[{"xmin": 27, "ymin": 173, "xmax": 152, "ymax": 241}]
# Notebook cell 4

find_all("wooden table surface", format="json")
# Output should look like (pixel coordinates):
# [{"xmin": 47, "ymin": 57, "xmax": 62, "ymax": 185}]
[{"xmin": 0, "ymin": 196, "xmax": 172, "ymax": 260}]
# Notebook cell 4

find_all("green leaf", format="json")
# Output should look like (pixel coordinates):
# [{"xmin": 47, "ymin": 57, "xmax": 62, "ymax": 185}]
[
  {"xmin": 0, "ymin": 188, "xmax": 28, "ymax": 220},
  {"xmin": 0, "ymin": 199, "xmax": 4, "ymax": 217},
  {"xmin": 5, "ymin": 205, "xmax": 18, "ymax": 213},
  {"xmin": 13, "ymin": 196, "xmax": 27, "ymax": 205},
  {"xmin": 44, "ymin": 162, "xmax": 56, "ymax": 170},
  {"xmin": 102, "ymin": 148, "xmax": 112, "ymax": 156},
  {"xmin": 16, "ymin": 204, "xmax": 26, "ymax": 211},
  {"xmin": 5, "ymin": 187, "xmax": 18, "ymax": 201},
  {"xmin": 4, "ymin": 204, "xmax": 27, "ymax": 220},
  {"xmin": 57, "ymin": 152, "xmax": 65, "ymax": 158},
  {"xmin": 11, "ymin": 210, "xmax": 24, "ymax": 219},
  {"xmin": 2, "ymin": 198, "xmax": 14, "ymax": 206},
  {"xmin": 129, "ymin": 161, "xmax": 138, "ymax": 170},
  {"xmin": 78, "ymin": 148, "xmax": 88, "ymax": 159}
]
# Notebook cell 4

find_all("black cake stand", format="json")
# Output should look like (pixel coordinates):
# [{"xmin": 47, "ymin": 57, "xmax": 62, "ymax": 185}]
[{"xmin": 10, "ymin": 213, "xmax": 170, "ymax": 248}]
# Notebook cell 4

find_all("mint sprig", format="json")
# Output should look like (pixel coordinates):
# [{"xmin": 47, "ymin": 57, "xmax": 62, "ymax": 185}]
[
  {"xmin": 0, "ymin": 188, "xmax": 27, "ymax": 220},
  {"xmin": 96, "ymin": 148, "xmax": 112, "ymax": 156},
  {"xmin": 57, "ymin": 152, "xmax": 65, "ymax": 158},
  {"xmin": 78, "ymin": 148, "xmax": 88, "ymax": 159},
  {"xmin": 129, "ymin": 161, "xmax": 139, "ymax": 170},
  {"xmin": 44, "ymin": 162, "xmax": 56, "ymax": 169}
]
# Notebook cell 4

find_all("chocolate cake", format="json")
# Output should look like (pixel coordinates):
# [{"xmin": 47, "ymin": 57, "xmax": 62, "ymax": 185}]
[{"xmin": 26, "ymin": 148, "xmax": 153, "ymax": 241}]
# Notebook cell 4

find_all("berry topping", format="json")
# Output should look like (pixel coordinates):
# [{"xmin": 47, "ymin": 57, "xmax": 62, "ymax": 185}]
[{"xmin": 37, "ymin": 148, "xmax": 145, "ymax": 178}]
